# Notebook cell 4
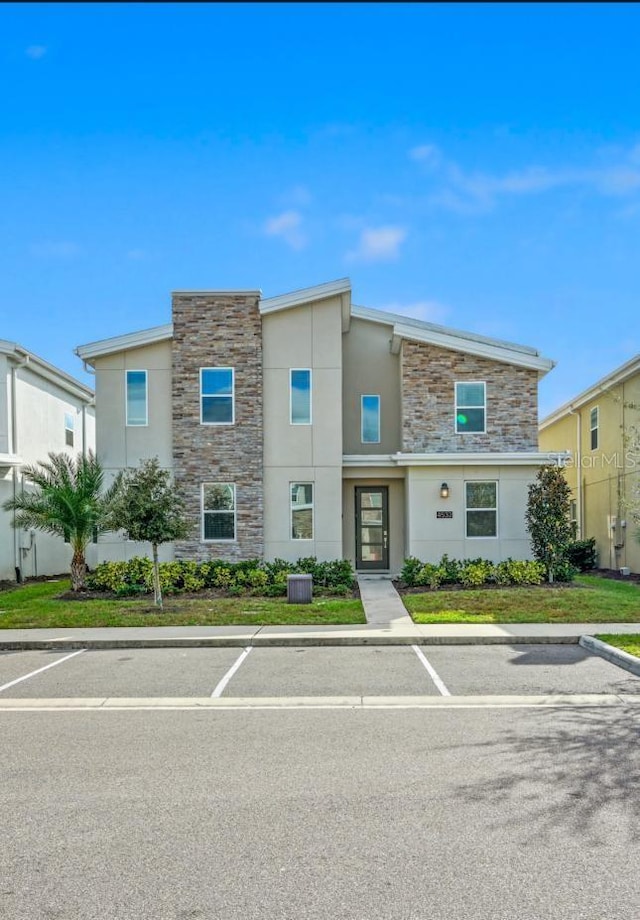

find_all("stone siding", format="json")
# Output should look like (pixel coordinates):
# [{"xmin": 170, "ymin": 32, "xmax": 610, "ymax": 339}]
[
  {"xmin": 172, "ymin": 292, "xmax": 263, "ymax": 560},
  {"xmin": 402, "ymin": 341, "xmax": 539, "ymax": 452}
]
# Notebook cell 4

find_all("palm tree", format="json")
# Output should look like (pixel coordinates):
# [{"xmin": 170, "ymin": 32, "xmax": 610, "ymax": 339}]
[{"xmin": 2, "ymin": 451, "xmax": 120, "ymax": 591}]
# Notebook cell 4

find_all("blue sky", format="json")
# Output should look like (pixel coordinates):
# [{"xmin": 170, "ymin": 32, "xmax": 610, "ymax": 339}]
[{"xmin": 2, "ymin": 2, "xmax": 640, "ymax": 417}]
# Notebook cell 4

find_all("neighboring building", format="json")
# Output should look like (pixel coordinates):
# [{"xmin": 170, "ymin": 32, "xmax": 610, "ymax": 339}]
[
  {"xmin": 76, "ymin": 278, "xmax": 559, "ymax": 572},
  {"xmin": 539, "ymin": 355, "xmax": 640, "ymax": 573},
  {"xmin": 0, "ymin": 340, "xmax": 96, "ymax": 582}
]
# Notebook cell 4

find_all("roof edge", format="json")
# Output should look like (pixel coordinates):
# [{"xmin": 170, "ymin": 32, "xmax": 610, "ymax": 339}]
[
  {"xmin": 260, "ymin": 278, "xmax": 351, "ymax": 315},
  {"xmin": 0, "ymin": 341, "xmax": 94, "ymax": 401},
  {"xmin": 540, "ymin": 354, "xmax": 640, "ymax": 429},
  {"xmin": 75, "ymin": 324, "xmax": 174, "ymax": 362}
]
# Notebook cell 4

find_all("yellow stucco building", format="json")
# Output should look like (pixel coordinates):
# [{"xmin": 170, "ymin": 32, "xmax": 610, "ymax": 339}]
[{"xmin": 539, "ymin": 355, "xmax": 640, "ymax": 573}]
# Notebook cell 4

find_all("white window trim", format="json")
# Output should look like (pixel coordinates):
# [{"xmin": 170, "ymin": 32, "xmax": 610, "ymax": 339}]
[
  {"xmin": 290, "ymin": 368, "xmax": 312, "ymax": 426},
  {"xmin": 361, "ymin": 394, "xmax": 381, "ymax": 444},
  {"xmin": 125, "ymin": 370, "xmax": 148, "ymax": 427},
  {"xmin": 64, "ymin": 412, "xmax": 75, "ymax": 447},
  {"xmin": 590, "ymin": 405, "xmax": 599, "ymax": 451},
  {"xmin": 290, "ymin": 482, "xmax": 314, "ymax": 541},
  {"xmin": 200, "ymin": 367, "xmax": 235, "ymax": 426},
  {"xmin": 464, "ymin": 480, "xmax": 498, "ymax": 539},
  {"xmin": 201, "ymin": 483, "xmax": 237, "ymax": 543},
  {"xmin": 455, "ymin": 381, "xmax": 487, "ymax": 435}
]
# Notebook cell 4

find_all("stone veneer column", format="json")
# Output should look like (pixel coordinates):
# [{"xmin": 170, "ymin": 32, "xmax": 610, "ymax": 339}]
[{"xmin": 172, "ymin": 292, "xmax": 263, "ymax": 561}]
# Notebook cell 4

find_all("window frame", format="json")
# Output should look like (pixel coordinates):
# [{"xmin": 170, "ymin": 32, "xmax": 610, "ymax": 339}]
[
  {"xmin": 200, "ymin": 367, "xmax": 235, "ymax": 426},
  {"xmin": 125, "ymin": 369, "xmax": 148, "ymax": 427},
  {"xmin": 290, "ymin": 482, "xmax": 314, "ymax": 541},
  {"xmin": 465, "ymin": 480, "xmax": 498, "ymax": 539},
  {"xmin": 290, "ymin": 368, "xmax": 312, "ymax": 426},
  {"xmin": 64, "ymin": 412, "xmax": 75, "ymax": 447},
  {"xmin": 361, "ymin": 394, "xmax": 381, "ymax": 444},
  {"xmin": 455, "ymin": 381, "xmax": 487, "ymax": 435},
  {"xmin": 590, "ymin": 406, "xmax": 599, "ymax": 451},
  {"xmin": 201, "ymin": 483, "xmax": 237, "ymax": 543}
]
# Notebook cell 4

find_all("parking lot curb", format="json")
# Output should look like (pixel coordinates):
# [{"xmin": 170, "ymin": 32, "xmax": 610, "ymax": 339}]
[
  {"xmin": 578, "ymin": 635, "xmax": 640, "ymax": 677},
  {"xmin": 0, "ymin": 634, "xmax": 584, "ymax": 650}
]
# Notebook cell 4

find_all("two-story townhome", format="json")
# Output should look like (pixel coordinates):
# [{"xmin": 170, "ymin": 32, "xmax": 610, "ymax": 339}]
[
  {"xmin": 539, "ymin": 355, "xmax": 640, "ymax": 574},
  {"xmin": 76, "ymin": 278, "xmax": 557, "ymax": 572},
  {"xmin": 0, "ymin": 340, "xmax": 96, "ymax": 582}
]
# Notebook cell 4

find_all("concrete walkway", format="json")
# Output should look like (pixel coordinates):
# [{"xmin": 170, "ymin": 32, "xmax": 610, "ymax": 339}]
[{"xmin": 356, "ymin": 575, "xmax": 415, "ymax": 627}]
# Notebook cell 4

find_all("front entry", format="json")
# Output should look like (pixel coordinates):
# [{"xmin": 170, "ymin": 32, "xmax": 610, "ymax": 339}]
[{"xmin": 355, "ymin": 486, "xmax": 389, "ymax": 571}]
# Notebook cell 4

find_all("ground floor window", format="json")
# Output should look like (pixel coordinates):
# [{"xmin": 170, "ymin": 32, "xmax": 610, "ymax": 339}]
[
  {"xmin": 465, "ymin": 481, "xmax": 497, "ymax": 537},
  {"xmin": 202, "ymin": 483, "xmax": 236, "ymax": 541},
  {"xmin": 291, "ymin": 482, "xmax": 313, "ymax": 540}
]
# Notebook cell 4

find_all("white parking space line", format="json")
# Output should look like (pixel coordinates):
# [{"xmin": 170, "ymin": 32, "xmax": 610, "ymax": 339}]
[
  {"xmin": 211, "ymin": 647, "xmax": 253, "ymax": 698},
  {"xmin": 0, "ymin": 649, "xmax": 86, "ymax": 693},
  {"xmin": 411, "ymin": 645, "xmax": 450, "ymax": 696}
]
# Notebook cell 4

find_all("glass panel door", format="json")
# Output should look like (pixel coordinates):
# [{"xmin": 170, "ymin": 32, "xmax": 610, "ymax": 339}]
[{"xmin": 355, "ymin": 487, "xmax": 389, "ymax": 570}]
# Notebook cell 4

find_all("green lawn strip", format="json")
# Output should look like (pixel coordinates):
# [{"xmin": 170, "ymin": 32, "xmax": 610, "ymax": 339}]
[
  {"xmin": 0, "ymin": 580, "xmax": 365, "ymax": 628},
  {"xmin": 595, "ymin": 634, "xmax": 640, "ymax": 659},
  {"xmin": 404, "ymin": 575, "xmax": 640, "ymax": 624}
]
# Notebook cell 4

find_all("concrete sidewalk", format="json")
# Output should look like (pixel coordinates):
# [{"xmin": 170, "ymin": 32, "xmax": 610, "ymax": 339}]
[{"xmin": 1, "ymin": 621, "xmax": 640, "ymax": 650}]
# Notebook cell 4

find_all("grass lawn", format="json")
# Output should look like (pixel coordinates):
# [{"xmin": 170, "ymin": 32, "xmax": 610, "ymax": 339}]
[
  {"xmin": 0, "ymin": 580, "xmax": 365, "ymax": 628},
  {"xmin": 596, "ymin": 634, "xmax": 640, "ymax": 658},
  {"xmin": 404, "ymin": 575, "xmax": 640, "ymax": 624}
]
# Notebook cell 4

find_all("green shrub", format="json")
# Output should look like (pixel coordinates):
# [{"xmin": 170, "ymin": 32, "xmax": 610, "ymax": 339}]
[
  {"xmin": 459, "ymin": 560, "xmax": 495, "ymax": 587},
  {"xmin": 566, "ymin": 538, "xmax": 597, "ymax": 572},
  {"xmin": 438, "ymin": 554, "xmax": 463, "ymax": 584},
  {"xmin": 415, "ymin": 563, "xmax": 443, "ymax": 589},
  {"xmin": 400, "ymin": 556, "xmax": 423, "ymax": 587},
  {"xmin": 87, "ymin": 561, "xmax": 127, "ymax": 592},
  {"xmin": 495, "ymin": 558, "xmax": 545, "ymax": 586}
]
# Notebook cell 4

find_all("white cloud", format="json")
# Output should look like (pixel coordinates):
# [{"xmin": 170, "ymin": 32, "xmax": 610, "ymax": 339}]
[
  {"xmin": 409, "ymin": 144, "xmax": 442, "ymax": 169},
  {"xmin": 25, "ymin": 45, "xmax": 47, "ymax": 60},
  {"xmin": 381, "ymin": 300, "xmax": 449, "ymax": 324},
  {"xmin": 347, "ymin": 225, "xmax": 407, "ymax": 262},
  {"xmin": 30, "ymin": 240, "xmax": 80, "ymax": 258},
  {"xmin": 264, "ymin": 210, "xmax": 307, "ymax": 250}
]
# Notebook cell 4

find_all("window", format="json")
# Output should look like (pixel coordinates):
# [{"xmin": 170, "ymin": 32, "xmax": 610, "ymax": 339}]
[
  {"xmin": 290, "ymin": 369, "xmax": 311, "ymax": 424},
  {"xmin": 465, "ymin": 481, "xmax": 497, "ymax": 538},
  {"xmin": 64, "ymin": 412, "xmax": 74, "ymax": 447},
  {"xmin": 126, "ymin": 370, "xmax": 148, "ymax": 426},
  {"xmin": 202, "ymin": 484, "xmax": 236, "ymax": 541},
  {"xmin": 455, "ymin": 382, "xmax": 486, "ymax": 433},
  {"xmin": 361, "ymin": 395, "xmax": 381, "ymax": 444},
  {"xmin": 590, "ymin": 406, "xmax": 599, "ymax": 450},
  {"xmin": 201, "ymin": 368, "xmax": 234, "ymax": 424},
  {"xmin": 291, "ymin": 482, "xmax": 313, "ymax": 540}
]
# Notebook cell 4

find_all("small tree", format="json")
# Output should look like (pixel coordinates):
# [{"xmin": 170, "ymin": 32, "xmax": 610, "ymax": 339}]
[
  {"xmin": 2, "ymin": 451, "xmax": 119, "ymax": 591},
  {"xmin": 526, "ymin": 464, "xmax": 575, "ymax": 582},
  {"xmin": 107, "ymin": 458, "xmax": 190, "ymax": 607}
]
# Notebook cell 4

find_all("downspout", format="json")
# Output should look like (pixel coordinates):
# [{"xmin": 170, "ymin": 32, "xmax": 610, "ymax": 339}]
[
  {"xmin": 568, "ymin": 406, "xmax": 582, "ymax": 538},
  {"xmin": 10, "ymin": 354, "xmax": 30, "ymax": 581},
  {"xmin": 82, "ymin": 362, "xmax": 96, "ymax": 458}
]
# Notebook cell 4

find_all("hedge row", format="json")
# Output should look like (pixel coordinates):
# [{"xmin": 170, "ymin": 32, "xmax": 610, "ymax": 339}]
[
  {"xmin": 400, "ymin": 554, "xmax": 552, "ymax": 589},
  {"xmin": 86, "ymin": 556, "xmax": 355, "ymax": 597}
]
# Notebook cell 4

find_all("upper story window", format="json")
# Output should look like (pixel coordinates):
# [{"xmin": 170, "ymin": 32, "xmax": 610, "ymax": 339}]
[
  {"xmin": 465, "ymin": 481, "xmax": 497, "ymax": 538},
  {"xmin": 455, "ymin": 382, "xmax": 486, "ymax": 434},
  {"xmin": 291, "ymin": 482, "xmax": 313, "ymax": 540},
  {"xmin": 361, "ymin": 395, "xmax": 381, "ymax": 444},
  {"xmin": 590, "ymin": 406, "xmax": 599, "ymax": 450},
  {"xmin": 201, "ymin": 368, "xmax": 234, "ymax": 425},
  {"xmin": 64, "ymin": 412, "xmax": 74, "ymax": 447},
  {"xmin": 290, "ymin": 369, "xmax": 311, "ymax": 425},
  {"xmin": 202, "ymin": 483, "xmax": 236, "ymax": 541},
  {"xmin": 126, "ymin": 370, "xmax": 148, "ymax": 426}
]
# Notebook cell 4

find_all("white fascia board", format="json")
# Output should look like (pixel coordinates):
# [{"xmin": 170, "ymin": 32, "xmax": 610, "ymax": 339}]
[
  {"xmin": 0, "ymin": 341, "xmax": 94, "ymax": 402},
  {"xmin": 75, "ymin": 324, "xmax": 174, "ymax": 363},
  {"xmin": 260, "ymin": 278, "xmax": 351, "ymax": 315},
  {"xmin": 392, "ymin": 451, "xmax": 570, "ymax": 467},
  {"xmin": 540, "ymin": 354, "xmax": 640, "ymax": 430},
  {"xmin": 351, "ymin": 305, "xmax": 555, "ymax": 375},
  {"xmin": 342, "ymin": 454, "xmax": 397, "ymax": 467},
  {"xmin": 171, "ymin": 289, "xmax": 261, "ymax": 296}
]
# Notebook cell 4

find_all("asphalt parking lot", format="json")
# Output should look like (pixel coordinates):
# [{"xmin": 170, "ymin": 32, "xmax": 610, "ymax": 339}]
[{"xmin": 0, "ymin": 642, "xmax": 638, "ymax": 701}]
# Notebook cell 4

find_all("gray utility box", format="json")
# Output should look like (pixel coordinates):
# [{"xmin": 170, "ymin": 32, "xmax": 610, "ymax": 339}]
[{"xmin": 287, "ymin": 574, "xmax": 313, "ymax": 604}]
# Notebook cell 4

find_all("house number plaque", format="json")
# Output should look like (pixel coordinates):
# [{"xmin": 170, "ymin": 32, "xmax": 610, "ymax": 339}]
[{"xmin": 436, "ymin": 511, "xmax": 453, "ymax": 519}]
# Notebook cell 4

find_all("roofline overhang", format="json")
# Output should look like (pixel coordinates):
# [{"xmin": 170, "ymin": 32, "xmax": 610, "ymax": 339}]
[
  {"xmin": 0, "ymin": 340, "xmax": 94, "ymax": 402},
  {"xmin": 75, "ymin": 324, "xmax": 174, "ymax": 364},
  {"xmin": 343, "ymin": 451, "xmax": 570, "ymax": 468},
  {"xmin": 540, "ymin": 354, "xmax": 640, "ymax": 429},
  {"xmin": 260, "ymin": 278, "xmax": 351, "ymax": 316}
]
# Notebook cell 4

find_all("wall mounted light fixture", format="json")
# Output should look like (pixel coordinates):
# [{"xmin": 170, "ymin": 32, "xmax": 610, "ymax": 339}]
[{"xmin": 440, "ymin": 482, "xmax": 450, "ymax": 499}]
